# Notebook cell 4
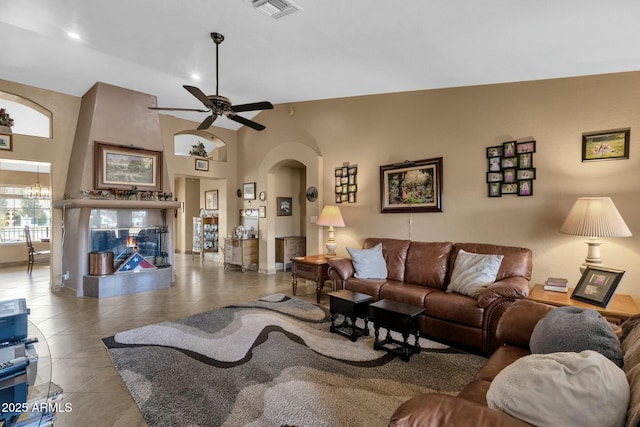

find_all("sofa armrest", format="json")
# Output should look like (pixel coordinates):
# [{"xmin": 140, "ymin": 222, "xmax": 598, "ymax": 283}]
[
  {"xmin": 477, "ymin": 277, "xmax": 530, "ymax": 308},
  {"xmin": 327, "ymin": 258, "xmax": 355, "ymax": 290},
  {"xmin": 389, "ymin": 394, "xmax": 532, "ymax": 427},
  {"xmin": 495, "ymin": 299, "xmax": 555, "ymax": 349}
]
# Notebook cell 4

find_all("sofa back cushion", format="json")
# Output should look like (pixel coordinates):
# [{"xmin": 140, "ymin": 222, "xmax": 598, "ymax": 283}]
[
  {"xmin": 363, "ymin": 238, "xmax": 410, "ymax": 282},
  {"xmin": 450, "ymin": 243, "xmax": 532, "ymax": 282},
  {"xmin": 403, "ymin": 241, "xmax": 454, "ymax": 289}
]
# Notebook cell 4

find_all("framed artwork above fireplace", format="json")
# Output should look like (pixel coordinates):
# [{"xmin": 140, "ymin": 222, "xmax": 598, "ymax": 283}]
[{"xmin": 95, "ymin": 142, "xmax": 163, "ymax": 191}]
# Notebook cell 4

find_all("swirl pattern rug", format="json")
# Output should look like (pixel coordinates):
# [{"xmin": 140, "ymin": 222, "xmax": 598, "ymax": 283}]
[{"xmin": 102, "ymin": 294, "xmax": 486, "ymax": 426}]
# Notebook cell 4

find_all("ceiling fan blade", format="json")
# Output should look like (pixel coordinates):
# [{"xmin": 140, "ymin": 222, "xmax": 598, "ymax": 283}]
[
  {"xmin": 231, "ymin": 101, "xmax": 274, "ymax": 113},
  {"xmin": 228, "ymin": 114, "xmax": 266, "ymax": 131},
  {"xmin": 149, "ymin": 107, "xmax": 210, "ymax": 112},
  {"xmin": 197, "ymin": 115, "xmax": 216, "ymax": 130},
  {"xmin": 183, "ymin": 85, "xmax": 213, "ymax": 107}
]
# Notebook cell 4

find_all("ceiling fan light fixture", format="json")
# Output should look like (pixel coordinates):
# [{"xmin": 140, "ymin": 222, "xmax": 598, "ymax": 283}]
[{"xmin": 247, "ymin": 0, "xmax": 303, "ymax": 19}]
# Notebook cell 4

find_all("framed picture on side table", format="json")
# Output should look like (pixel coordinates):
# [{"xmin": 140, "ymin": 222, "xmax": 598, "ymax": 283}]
[{"xmin": 571, "ymin": 266, "xmax": 625, "ymax": 307}]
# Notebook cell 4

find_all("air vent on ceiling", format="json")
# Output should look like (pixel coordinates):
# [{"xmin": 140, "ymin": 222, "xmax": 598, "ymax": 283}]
[{"xmin": 247, "ymin": 0, "xmax": 302, "ymax": 19}]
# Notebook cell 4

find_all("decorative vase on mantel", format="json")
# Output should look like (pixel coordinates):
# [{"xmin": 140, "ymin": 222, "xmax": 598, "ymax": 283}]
[{"xmin": 0, "ymin": 125, "xmax": 11, "ymax": 134}]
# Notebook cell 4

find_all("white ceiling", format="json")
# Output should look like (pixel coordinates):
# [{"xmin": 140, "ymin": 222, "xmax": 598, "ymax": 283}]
[{"xmin": 2, "ymin": 1, "xmax": 640, "ymax": 131}]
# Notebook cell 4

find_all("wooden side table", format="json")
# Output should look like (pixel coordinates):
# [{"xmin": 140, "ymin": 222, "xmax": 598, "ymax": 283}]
[
  {"xmin": 291, "ymin": 255, "xmax": 336, "ymax": 303},
  {"xmin": 528, "ymin": 283, "xmax": 639, "ymax": 324},
  {"xmin": 370, "ymin": 299, "xmax": 425, "ymax": 362},
  {"xmin": 328, "ymin": 289, "xmax": 372, "ymax": 342}
]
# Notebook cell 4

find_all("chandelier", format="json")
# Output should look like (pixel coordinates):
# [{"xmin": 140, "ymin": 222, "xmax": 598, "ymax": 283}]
[{"xmin": 24, "ymin": 166, "xmax": 50, "ymax": 199}]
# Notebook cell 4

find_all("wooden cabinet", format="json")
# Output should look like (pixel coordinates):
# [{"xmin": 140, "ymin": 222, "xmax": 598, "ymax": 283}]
[
  {"xmin": 224, "ymin": 238, "xmax": 258, "ymax": 272},
  {"xmin": 275, "ymin": 236, "xmax": 306, "ymax": 271}
]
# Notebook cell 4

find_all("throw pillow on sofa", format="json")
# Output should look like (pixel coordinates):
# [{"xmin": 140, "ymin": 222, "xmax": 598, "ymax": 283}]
[
  {"xmin": 347, "ymin": 243, "xmax": 387, "ymax": 279},
  {"xmin": 446, "ymin": 249, "xmax": 503, "ymax": 298},
  {"xmin": 487, "ymin": 350, "xmax": 629, "ymax": 427},
  {"xmin": 530, "ymin": 306, "xmax": 623, "ymax": 367}
]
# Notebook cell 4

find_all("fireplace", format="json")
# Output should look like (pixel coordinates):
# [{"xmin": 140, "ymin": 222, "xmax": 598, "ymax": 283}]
[{"xmin": 54, "ymin": 82, "xmax": 180, "ymax": 297}]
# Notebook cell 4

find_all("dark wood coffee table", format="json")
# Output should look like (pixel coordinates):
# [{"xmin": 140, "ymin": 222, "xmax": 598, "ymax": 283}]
[
  {"xmin": 370, "ymin": 299, "xmax": 425, "ymax": 361},
  {"xmin": 327, "ymin": 289, "xmax": 372, "ymax": 342}
]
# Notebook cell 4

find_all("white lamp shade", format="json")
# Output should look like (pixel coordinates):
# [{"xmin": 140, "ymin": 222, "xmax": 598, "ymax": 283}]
[
  {"xmin": 560, "ymin": 197, "xmax": 631, "ymax": 238},
  {"xmin": 316, "ymin": 206, "xmax": 345, "ymax": 227}
]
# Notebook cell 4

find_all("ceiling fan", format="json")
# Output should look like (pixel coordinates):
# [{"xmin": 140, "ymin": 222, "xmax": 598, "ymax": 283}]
[{"xmin": 150, "ymin": 32, "xmax": 273, "ymax": 131}]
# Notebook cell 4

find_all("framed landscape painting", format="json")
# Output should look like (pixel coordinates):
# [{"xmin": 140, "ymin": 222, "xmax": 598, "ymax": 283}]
[
  {"xmin": 582, "ymin": 129, "xmax": 630, "ymax": 162},
  {"xmin": 380, "ymin": 157, "xmax": 443, "ymax": 213},
  {"xmin": 95, "ymin": 142, "xmax": 162, "ymax": 191}
]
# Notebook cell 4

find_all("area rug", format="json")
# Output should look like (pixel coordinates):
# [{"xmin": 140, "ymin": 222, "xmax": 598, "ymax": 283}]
[{"xmin": 103, "ymin": 294, "xmax": 486, "ymax": 426}]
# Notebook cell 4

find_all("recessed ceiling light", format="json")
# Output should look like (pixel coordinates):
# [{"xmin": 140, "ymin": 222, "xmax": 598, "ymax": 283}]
[
  {"xmin": 191, "ymin": 74, "xmax": 201, "ymax": 80},
  {"xmin": 67, "ymin": 32, "xmax": 81, "ymax": 40}
]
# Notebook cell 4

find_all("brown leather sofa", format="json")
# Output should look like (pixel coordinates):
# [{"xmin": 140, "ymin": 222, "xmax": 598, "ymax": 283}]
[
  {"xmin": 389, "ymin": 299, "xmax": 553, "ymax": 426},
  {"xmin": 327, "ymin": 238, "xmax": 532, "ymax": 354},
  {"xmin": 390, "ymin": 298, "xmax": 640, "ymax": 426}
]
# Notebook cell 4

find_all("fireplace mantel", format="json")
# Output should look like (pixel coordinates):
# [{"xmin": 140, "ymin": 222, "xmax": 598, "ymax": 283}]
[{"xmin": 53, "ymin": 199, "xmax": 181, "ymax": 210}]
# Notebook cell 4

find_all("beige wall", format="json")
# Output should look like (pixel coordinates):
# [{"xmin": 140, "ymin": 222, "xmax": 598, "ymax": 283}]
[
  {"xmin": 0, "ymin": 80, "xmax": 80, "ymax": 282},
  {"xmin": 2, "ymin": 72, "xmax": 640, "ymax": 301},
  {"xmin": 238, "ymin": 71, "xmax": 640, "ymax": 298}
]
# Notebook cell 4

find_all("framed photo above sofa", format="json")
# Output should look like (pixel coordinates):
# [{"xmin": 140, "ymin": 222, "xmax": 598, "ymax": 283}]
[
  {"xmin": 335, "ymin": 165, "xmax": 357, "ymax": 203},
  {"xmin": 380, "ymin": 157, "xmax": 443, "ymax": 213},
  {"xmin": 582, "ymin": 128, "xmax": 630, "ymax": 162},
  {"xmin": 486, "ymin": 139, "xmax": 536, "ymax": 198}
]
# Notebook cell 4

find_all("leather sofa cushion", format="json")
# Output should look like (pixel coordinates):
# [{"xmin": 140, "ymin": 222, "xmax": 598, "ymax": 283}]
[
  {"xmin": 474, "ymin": 345, "xmax": 530, "ymax": 382},
  {"xmin": 456, "ymin": 379, "xmax": 491, "ymax": 406},
  {"xmin": 404, "ymin": 241, "xmax": 453, "ymax": 289},
  {"xmin": 379, "ymin": 281, "xmax": 438, "ymax": 307},
  {"xmin": 345, "ymin": 277, "xmax": 387, "ymax": 301},
  {"xmin": 364, "ymin": 238, "xmax": 410, "ymax": 282},
  {"xmin": 425, "ymin": 290, "xmax": 483, "ymax": 328},
  {"xmin": 496, "ymin": 299, "xmax": 554, "ymax": 349},
  {"xmin": 450, "ymin": 243, "xmax": 532, "ymax": 282}
]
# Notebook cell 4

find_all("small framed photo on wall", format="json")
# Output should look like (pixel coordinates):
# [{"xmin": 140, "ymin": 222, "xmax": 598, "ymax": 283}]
[
  {"xmin": 0, "ymin": 133, "xmax": 12, "ymax": 151},
  {"xmin": 277, "ymin": 197, "xmax": 292, "ymax": 216},
  {"xmin": 195, "ymin": 159, "xmax": 209, "ymax": 171},
  {"xmin": 243, "ymin": 182, "xmax": 256, "ymax": 200}
]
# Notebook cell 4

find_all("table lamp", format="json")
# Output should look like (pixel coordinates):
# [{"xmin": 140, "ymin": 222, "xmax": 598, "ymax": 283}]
[
  {"xmin": 316, "ymin": 205, "xmax": 345, "ymax": 256},
  {"xmin": 560, "ymin": 197, "xmax": 631, "ymax": 272}
]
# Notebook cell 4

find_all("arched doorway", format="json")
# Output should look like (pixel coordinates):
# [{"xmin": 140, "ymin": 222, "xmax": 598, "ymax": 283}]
[{"xmin": 257, "ymin": 142, "xmax": 323, "ymax": 274}]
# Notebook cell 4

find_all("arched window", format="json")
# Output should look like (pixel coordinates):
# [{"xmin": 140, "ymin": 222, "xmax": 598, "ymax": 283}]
[
  {"xmin": 173, "ymin": 132, "xmax": 227, "ymax": 162},
  {"xmin": 0, "ymin": 91, "xmax": 52, "ymax": 138}
]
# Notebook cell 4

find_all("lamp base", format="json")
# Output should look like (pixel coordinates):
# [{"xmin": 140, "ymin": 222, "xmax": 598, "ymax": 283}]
[
  {"xmin": 580, "ymin": 238, "xmax": 603, "ymax": 273},
  {"xmin": 325, "ymin": 242, "xmax": 337, "ymax": 257}
]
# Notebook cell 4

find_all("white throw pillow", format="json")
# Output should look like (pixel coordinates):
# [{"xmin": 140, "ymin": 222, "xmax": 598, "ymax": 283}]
[
  {"xmin": 487, "ymin": 350, "xmax": 629, "ymax": 427},
  {"xmin": 446, "ymin": 249, "xmax": 503, "ymax": 298},
  {"xmin": 347, "ymin": 243, "xmax": 387, "ymax": 279}
]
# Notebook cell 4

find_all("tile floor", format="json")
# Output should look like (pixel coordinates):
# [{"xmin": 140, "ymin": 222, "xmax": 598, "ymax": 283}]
[{"xmin": 0, "ymin": 255, "xmax": 323, "ymax": 426}]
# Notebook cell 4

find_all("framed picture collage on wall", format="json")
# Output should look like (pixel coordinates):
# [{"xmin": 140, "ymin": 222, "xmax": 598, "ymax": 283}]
[
  {"xmin": 335, "ymin": 165, "xmax": 358, "ymax": 203},
  {"xmin": 486, "ymin": 140, "xmax": 536, "ymax": 197}
]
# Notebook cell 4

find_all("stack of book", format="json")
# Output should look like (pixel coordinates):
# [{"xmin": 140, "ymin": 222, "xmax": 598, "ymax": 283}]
[{"xmin": 544, "ymin": 277, "xmax": 568, "ymax": 293}]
